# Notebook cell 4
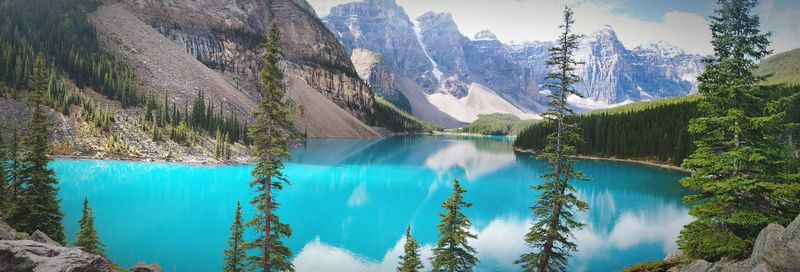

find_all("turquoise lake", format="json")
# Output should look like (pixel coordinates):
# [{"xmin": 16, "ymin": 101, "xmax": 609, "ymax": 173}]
[{"xmin": 52, "ymin": 135, "xmax": 692, "ymax": 272}]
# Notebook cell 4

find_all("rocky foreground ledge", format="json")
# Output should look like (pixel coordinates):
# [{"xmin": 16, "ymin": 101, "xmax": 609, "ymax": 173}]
[
  {"xmin": 669, "ymin": 214, "xmax": 800, "ymax": 272},
  {"xmin": 0, "ymin": 220, "xmax": 160, "ymax": 272}
]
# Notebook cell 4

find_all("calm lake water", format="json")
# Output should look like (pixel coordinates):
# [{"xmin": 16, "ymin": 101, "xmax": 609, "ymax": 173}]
[{"xmin": 53, "ymin": 135, "xmax": 692, "ymax": 272}]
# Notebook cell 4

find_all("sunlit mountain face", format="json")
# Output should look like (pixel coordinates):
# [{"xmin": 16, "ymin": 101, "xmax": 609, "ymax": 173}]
[{"xmin": 54, "ymin": 135, "xmax": 691, "ymax": 271}]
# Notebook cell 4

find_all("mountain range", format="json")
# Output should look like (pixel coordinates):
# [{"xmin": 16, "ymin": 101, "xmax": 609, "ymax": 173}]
[{"xmin": 322, "ymin": 0, "xmax": 706, "ymax": 127}]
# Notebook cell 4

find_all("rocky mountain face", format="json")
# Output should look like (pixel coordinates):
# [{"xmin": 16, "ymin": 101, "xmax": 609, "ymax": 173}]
[
  {"xmin": 323, "ymin": 0, "xmax": 536, "ymax": 127},
  {"xmin": 513, "ymin": 26, "xmax": 704, "ymax": 104},
  {"xmin": 325, "ymin": 0, "xmax": 438, "ymax": 92},
  {"xmin": 97, "ymin": 0, "xmax": 382, "ymax": 138},
  {"xmin": 322, "ymin": 0, "xmax": 705, "ymax": 126}
]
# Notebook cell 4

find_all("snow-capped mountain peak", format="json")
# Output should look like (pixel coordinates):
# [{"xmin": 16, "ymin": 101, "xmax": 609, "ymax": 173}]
[{"xmin": 323, "ymin": 1, "xmax": 705, "ymax": 127}]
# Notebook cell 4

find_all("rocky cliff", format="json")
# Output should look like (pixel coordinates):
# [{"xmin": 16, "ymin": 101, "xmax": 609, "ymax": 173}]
[
  {"xmin": 325, "ymin": 0, "xmax": 438, "ymax": 91},
  {"xmin": 93, "ymin": 0, "xmax": 383, "ymax": 138}
]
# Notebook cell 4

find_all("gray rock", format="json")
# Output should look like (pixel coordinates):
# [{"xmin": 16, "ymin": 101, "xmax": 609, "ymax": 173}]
[
  {"xmin": 30, "ymin": 230, "xmax": 60, "ymax": 246},
  {"xmin": 0, "ymin": 239, "xmax": 112, "ymax": 272},
  {"xmin": 670, "ymin": 214, "xmax": 800, "ymax": 272},
  {"xmin": 0, "ymin": 221, "xmax": 16, "ymax": 240},
  {"xmin": 669, "ymin": 260, "xmax": 712, "ymax": 272},
  {"xmin": 664, "ymin": 250, "xmax": 682, "ymax": 261},
  {"xmin": 130, "ymin": 262, "xmax": 162, "ymax": 272}
]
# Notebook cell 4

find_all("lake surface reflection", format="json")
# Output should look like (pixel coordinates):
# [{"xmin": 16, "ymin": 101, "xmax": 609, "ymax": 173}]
[{"xmin": 53, "ymin": 135, "xmax": 691, "ymax": 271}]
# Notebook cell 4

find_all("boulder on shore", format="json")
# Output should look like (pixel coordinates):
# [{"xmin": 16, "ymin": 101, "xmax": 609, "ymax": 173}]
[
  {"xmin": 0, "ymin": 239, "xmax": 112, "ymax": 272},
  {"xmin": 669, "ymin": 214, "xmax": 800, "ymax": 272},
  {"xmin": 30, "ymin": 230, "xmax": 61, "ymax": 246},
  {"xmin": 129, "ymin": 262, "xmax": 163, "ymax": 272}
]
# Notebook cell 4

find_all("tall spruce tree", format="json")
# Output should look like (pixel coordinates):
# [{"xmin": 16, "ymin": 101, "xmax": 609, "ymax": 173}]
[
  {"xmin": 224, "ymin": 202, "xmax": 247, "ymax": 272},
  {"xmin": 678, "ymin": 0, "xmax": 800, "ymax": 260},
  {"xmin": 397, "ymin": 225, "xmax": 424, "ymax": 272},
  {"xmin": 6, "ymin": 123, "xmax": 21, "ymax": 204},
  {"xmin": 0, "ymin": 131, "xmax": 7, "ymax": 214},
  {"xmin": 7, "ymin": 57, "xmax": 66, "ymax": 244},
  {"xmin": 430, "ymin": 179, "xmax": 478, "ymax": 272},
  {"xmin": 75, "ymin": 197, "xmax": 103, "ymax": 254},
  {"xmin": 246, "ymin": 22, "xmax": 294, "ymax": 272},
  {"xmin": 516, "ymin": 7, "xmax": 589, "ymax": 272}
]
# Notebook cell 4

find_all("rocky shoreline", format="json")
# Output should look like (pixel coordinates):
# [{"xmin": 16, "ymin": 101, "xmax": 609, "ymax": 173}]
[{"xmin": 0, "ymin": 218, "xmax": 161, "ymax": 272}]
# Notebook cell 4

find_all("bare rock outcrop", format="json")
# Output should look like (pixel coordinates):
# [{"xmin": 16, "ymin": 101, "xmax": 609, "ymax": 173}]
[
  {"xmin": 0, "ymin": 240, "xmax": 112, "ymax": 272},
  {"xmin": 669, "ymin": 214, "xmax": 800, "ymax": 272},
  {"xmin": 30, "ymin": 230, "xmax": 60, "ymax": 247},
  {"xmin": 117, "ymin": 0, "xmax": 377, "ymax": 124},
  {"xmin": 129, "ymin": 262, "xmax": 162, "ymax": 272}
]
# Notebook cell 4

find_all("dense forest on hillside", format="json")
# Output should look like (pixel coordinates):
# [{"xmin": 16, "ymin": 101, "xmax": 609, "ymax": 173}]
[
  {"xmin": 515, "ymin": 86, "xmax": 800, "ymax": 166},
  {"xmin": 0, "ymin": 0, "xmax": 140, "ymax": 106},
  {"xmin": 0, "ymin": 0, "xmax": 249, "ymax": 146},
  {"xmin": 452, "ymin": 113, "xmax": 537, "ymax": 136},
  {"xmin": 756, "ymin": 48, "xmax": 800, "ymax": 86},
  {"xmin": 515, "ymin": 95, "xmax": 700, "ymax": 165},
  {"xmin": 372, "ymin": 96, "xmax": 436, "ymax": 133}
]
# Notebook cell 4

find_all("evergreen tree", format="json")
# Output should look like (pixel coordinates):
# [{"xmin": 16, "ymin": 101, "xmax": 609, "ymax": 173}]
[
  {"xmin": 431, "ymin": 179, "xmax": 478, "ymax": 272},
  {"xmin": 6, "ymin": 123, "xmax": 21, "ymax": 203},
  {"xmin": 215, "ymin": 128, "xmax": 223, "ymax": 160},
  {"xmin": 75, "ymin": 197, "xmax": 103, "ymax": 254},
  {"xmin": 397, "ymin": 225, "xmax": 424, "ymax": 272},
  {"xmin": 246, "ymin": 22, "xmax": 294, "ymax": 272},
  {"xmin": 224, "ymin": 202, "xmax": 247, "ymax": 272},
  {"xmin": 0, "ymin": 131, "xmax": 7, "ymax": 213},
  {"xmin": 7, "ymin": 57, "xmax": 65, "ymax": 244},
  {"xmin": 678, "ymin": 0, "xmax": 800, "ymax": 260},
  {"xmin": 516, "ymin": 7, "xmax": 589, "ymax": 272},
  {"xmin": 161, "ymin": 87, "xmax": 170, "ymax": 124}
]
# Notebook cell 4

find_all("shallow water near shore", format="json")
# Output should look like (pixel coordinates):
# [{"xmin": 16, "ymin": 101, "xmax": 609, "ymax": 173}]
[{"xmin": 53, "ymin": 135, "xmax": 691, "ymax": 272}]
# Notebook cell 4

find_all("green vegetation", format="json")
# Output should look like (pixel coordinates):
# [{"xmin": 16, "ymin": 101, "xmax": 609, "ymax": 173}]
[
  {"xmin": 622, "ymin": 259, "xmax": 681, "ymax": 272},
  {"xmin": 246, "ymin": 23, "xmax": 294, "ymax": 271},
  {"xmin": 0, "ymin": 0, "xmax": 249, "ymax": 154},
  {"xmin": 215, "ymin": 128, "xmax": 231, "ymax": 160},
  {"xmin": 75, "ymin": 197, "xmax": 104, "ymax": 255},
  {"xmin": 4, "ymin": 57, "xmax": 66, "ymax": 244},
  {"xmin": 224, "ymin": 202, "xmax": 246, "ymax": 272},
  {"xmin": 677, "ymin": 0, "xmax": 800, "ymax": 261},
  {"xmin": 431, "ymin": 179, "xmax": 478, "ymax": 272},
  {"xmin": 516, "ymin": 7, "xmax": 589, "ymax": 272},
  {"xmin": 0, "ymin": 130, "xmax": 8, "ymax": 213},
  {"xmin": 515, "ymin": 95, "xmax": 700, "ymax": 166},
  {"xmin": 756, "ymin": 48, "xmax": 800, "ymax": 85},
  {"xmin": 372, "ymin": 96, "xmax": 437, "ymax": 133},
  {"xmin": 454, "ymin": 113, "xmax": 537, "ymax": 136},
  {"xmin": 0, "ymin": 0, "xmax": 141, "ymax": 107},
  {"xmin": 397, "ymin": 225, "xmax": 424, "ymax": 272}
]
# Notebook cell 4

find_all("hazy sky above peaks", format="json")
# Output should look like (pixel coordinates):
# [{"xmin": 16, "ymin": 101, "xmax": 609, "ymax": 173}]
[{"xmin": 308, "ymin": 0, "xmax": 800, "ymax": 55}]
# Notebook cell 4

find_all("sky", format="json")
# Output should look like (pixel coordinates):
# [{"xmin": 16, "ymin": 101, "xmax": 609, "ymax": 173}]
[{"xmin": 307, "ymin": 0, "xmax": 800, "ymax": 55}]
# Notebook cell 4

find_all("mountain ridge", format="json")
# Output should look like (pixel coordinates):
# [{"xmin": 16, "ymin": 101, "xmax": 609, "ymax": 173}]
[{"xmin": 321, "ymin": 0, "xmax": 707, "ymax": 126}]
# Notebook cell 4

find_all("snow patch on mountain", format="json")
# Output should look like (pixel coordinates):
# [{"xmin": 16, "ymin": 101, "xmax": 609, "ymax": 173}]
[
  {"xmin": 566, "ymin": 94, "xmax": 635, "ymax": 112},
  {"xmin": 426, "ymin": 83, "xmax": 539, "ymax": 123},
  {"xmin": 414, "ymin": 23, "xmax": 444, "ymax": 84}
]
